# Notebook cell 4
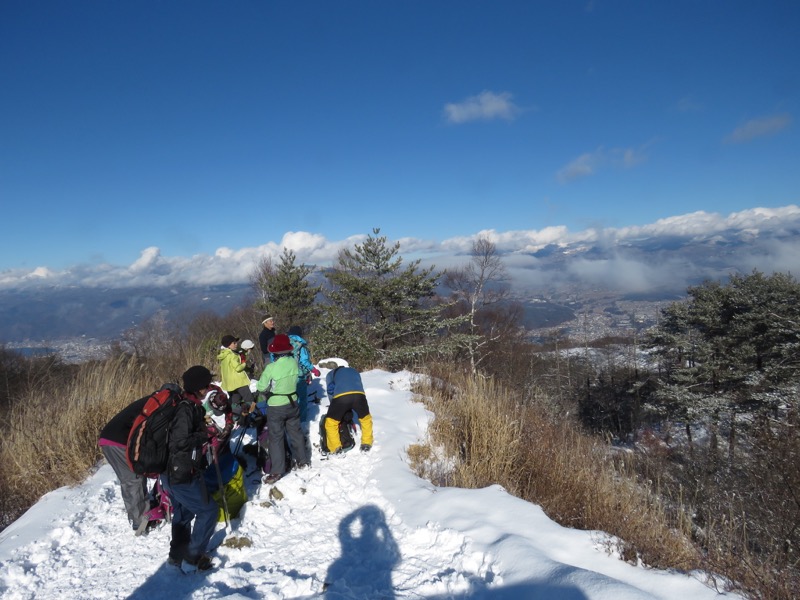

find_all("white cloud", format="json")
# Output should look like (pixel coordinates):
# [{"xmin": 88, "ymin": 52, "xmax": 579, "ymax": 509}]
[
  {"xmin": 675, "ymin": 95, "xmax": 703, "ymax": 112},
  {"xmin": 129, "ymin": 247, "xmax": 161, "ymax": 272},
  {"xmin": 724, "ymin": 113, "xmax": 792, "ymax": 143},
  {"xmin": 613, "ymin": 205, "xmax": 800, "ymax": 240},
  {"xmin": 2, "ymin": 205, "xmax": 799, "ymax": 297},
  {"xmin": 567, "ymin": 256, "xmax": 658, "ymax": 292},
  {"xmin": 440, "ymin": 225, "xmax": 579, "ymax": 255},
  {"xmin": 556, "ymin": 152, "xmax": 598, "ymax": 183},
  {"xmin": 443, "ymin": 91, "xmax": 521, "ymax": 124},
  {"xmin": 556, "ymin": 144, "xmax": 651, "ymax": 183},
  {"xmin": 30, "ymin": 267, "xmax": 54, "ymax": 279}
]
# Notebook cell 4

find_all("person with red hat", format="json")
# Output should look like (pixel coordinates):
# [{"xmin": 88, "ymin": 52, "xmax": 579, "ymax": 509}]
[{"xmin": 256, "ymin": 333, "xmax": 310, "ymax": 484}]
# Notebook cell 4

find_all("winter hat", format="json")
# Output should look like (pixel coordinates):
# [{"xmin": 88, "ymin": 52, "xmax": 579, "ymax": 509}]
[
  {"xmin": 268, "ymin": 333, "xmax": 293, "ymax": 355},
  {"xmin": 205, "ymin": 387, "xmax": 228, "ymax": 414},
  {"xmin": 241, "ymin": 339, "xmax": 255, "ymax": 350},
  {"xmin": 182, "ymin": 365, "xmax": 213, "ymax": 394},
  {"xmin": 262, "ymin": 316, "xmax": 274, "ymax": 325},
  {"xmin": 287, "ymin": 325, "xmax": 303, "ymax": 337},
  {"xmin": 220, "ymin": 334, "xmax": 239, "ymax": 348}
]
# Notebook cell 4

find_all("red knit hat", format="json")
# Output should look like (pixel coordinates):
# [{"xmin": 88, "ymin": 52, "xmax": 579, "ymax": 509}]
[{"xmin": 268, "ymin": 333, "xmax": 293, "ymax": 354}]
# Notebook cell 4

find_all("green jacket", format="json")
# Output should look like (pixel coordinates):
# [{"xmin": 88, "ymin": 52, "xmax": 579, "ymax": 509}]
[
  {"xmin": 216, "ymin": 347, "xmax": 250, "ymax": 392},
  {"xmin": 256, "ymin": 355, "xmax": 299, "ymax": 406}
]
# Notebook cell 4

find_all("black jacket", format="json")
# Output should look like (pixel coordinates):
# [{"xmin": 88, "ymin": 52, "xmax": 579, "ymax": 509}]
[
  {"xmin": 166, "ymin": 399, "xmax": 208, "ymax": 484},
  {"xmin": 99, "ymin": 396, "xmax": 148, "ymax": 444},
  {"xmin": 259, "ymin": 326, "xmax": 276, "ymax": 355}
]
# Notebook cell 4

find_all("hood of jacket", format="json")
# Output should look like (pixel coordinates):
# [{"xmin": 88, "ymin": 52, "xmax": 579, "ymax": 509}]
[{"xmin": 216, "ymin": 347, "xmax": 235, "ymax": 361}]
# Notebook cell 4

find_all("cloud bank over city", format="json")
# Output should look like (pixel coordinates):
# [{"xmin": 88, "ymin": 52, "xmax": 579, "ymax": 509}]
[{"xmin": 2, "ymin": 206, "xmax": 799, "ymax": 296}]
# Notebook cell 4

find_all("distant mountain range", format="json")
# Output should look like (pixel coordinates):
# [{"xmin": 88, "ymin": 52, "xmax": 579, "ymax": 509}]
[
  {"xmin": 2, "ymin": 210, "xmax": 798, "ymax": 346},
  {"xmin": 0, "ymin": 283, "xmax": 253, "ymax": 344},
  {"xmin": 0, "ymin": 281, "xmax": 583, "ymax": 345}
]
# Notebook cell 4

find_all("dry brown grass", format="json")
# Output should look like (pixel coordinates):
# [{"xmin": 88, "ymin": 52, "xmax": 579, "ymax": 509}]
[
  {"xmin": 698, "ymin": 497, "xmax": 800, "ymax": 600},
  {"xmin": 412, "ymin": 370, "xmax": 704, "ymax": 575},
  {"xmin": 0, "ymin": 354, "xmax": 159, "ymax": 526},
  {"xmin": 0, "ymin": 308, "xmax": 244, "ymax": 530},
  {"xmin": 422, "ymin": 376, "xmax": 526, "ymax": 491}
]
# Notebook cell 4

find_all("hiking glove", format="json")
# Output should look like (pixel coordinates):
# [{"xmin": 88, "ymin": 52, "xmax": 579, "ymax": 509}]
[{"xmin": 311, "ymin": 367, "xmax": 321, "ymax": 377}]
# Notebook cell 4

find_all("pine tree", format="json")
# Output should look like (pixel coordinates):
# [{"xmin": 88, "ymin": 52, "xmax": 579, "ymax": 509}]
[
  {"xmin": 644, "ymin": 270, "xmax": 800, "ymax": 427},
  {"xmin": 311, "ymin": 304, "xmax": 377, "ymax": 371},
  {"xmin": 323, "ymin": 228, "xmax": 465, "ymax": 369},
  {"xmin": 250, "ymin": 248, "xmax": 321, "ymax": 332}
]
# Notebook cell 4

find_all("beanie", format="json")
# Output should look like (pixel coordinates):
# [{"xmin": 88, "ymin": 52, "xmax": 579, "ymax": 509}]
[
  {"xmin": 182, "ymin": 365, "xmax": 213, "ymax": 394},
  {"xmin": 220, "ymin": 334, "xmax": 239, "ymax": 347}
]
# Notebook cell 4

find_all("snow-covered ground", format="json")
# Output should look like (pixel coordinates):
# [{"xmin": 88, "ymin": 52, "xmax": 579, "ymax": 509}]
[{"xmin": 0, "ymin": 364, "xmax": 740, "ymax": 599}]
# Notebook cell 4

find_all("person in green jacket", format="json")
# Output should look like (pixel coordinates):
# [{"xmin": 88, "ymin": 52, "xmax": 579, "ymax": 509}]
[
  {"xmin": 217, "ymin": 334, "xmax": 254, "ymax": 421},
  {"xmin": 257, "ymin": 334, "xmax": 310, "ymax": 484}
]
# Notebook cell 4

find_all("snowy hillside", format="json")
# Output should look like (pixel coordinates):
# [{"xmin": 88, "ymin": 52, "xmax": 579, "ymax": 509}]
[{"xmin": 0, "ymin": 367, "xmax": 740, "ymax": 599}]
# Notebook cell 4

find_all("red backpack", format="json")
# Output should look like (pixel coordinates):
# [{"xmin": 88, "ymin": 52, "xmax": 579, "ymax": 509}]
[{"xmin": 126, "ymin": 383, "xmax": 183, "ymax": 477}]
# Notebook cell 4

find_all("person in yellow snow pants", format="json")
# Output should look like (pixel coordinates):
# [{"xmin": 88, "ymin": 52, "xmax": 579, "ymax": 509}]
[{"xmin": 325, "ymin": 366, "xmax": 374, "ymax": 453}]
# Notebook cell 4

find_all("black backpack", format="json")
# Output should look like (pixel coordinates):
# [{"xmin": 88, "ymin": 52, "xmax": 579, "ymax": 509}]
[
  {"xmin": 126, "ymin": 383, "xmax": 183, "ymax": 477},
  {"xmin": 319, "ymin": 410, "xmax": 356, "ymax": 454}
]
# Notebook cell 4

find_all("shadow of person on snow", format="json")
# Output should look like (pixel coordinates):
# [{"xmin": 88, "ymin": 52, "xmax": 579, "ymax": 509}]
[{"xmin": 324, "ymin": 504, "xmax": 400, "ymax": 600}]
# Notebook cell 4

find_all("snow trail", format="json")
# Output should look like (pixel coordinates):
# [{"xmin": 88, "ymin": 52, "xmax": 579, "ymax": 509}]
[
  {"xmin": 0, "ymin": 367, "xmax": 742, "ymax": 599},
  {"xmin": 0, "ymin": 369, "xmax": 495, "ymax": 599}
]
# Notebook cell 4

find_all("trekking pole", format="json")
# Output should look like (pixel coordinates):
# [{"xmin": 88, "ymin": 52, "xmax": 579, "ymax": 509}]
[
  {"xmin": 232, "ymin": 422, "xmax": 245, "ymax": 458},
  {"xmin": 210, "ymin": 446, "xmax": 231, "ymax": 528}
]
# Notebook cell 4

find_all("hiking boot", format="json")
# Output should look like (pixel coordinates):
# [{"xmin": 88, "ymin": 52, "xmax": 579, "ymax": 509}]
[
  {"xmin": 134, "ymin": 518, "xmax": 150, "ymax": 536},
  {"xmin": 297, "ymin": 462, "xmax": 311, "ymax": 470},
  {"xmin": 263, "ymin": 473, "xmax": 283, "ymax": 485},
  {"xmin": 181, "ymin": 554, "xmax": 213, "ymax": 573},
  {"xmin": 360, "ymin": 444, "xmax": 372, "ymax": 453},
  {"xmin": 146, "ymin": 520, "xmax": 161, "ymax": 532},
  {"xmin": 167, "ymin": 555, "xmax": 182, "ymax": 567},
  {"xmin": 136, "ymin": 518, "xmax": 162, "ymax": 536}
]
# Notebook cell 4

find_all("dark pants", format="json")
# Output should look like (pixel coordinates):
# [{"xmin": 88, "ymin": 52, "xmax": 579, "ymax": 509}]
[
  {"xmin": 161, "ymin": 473, "xmax": 218, "ymax": 563},
  {"xmin": 326, "ymin": 393, "xmax": 374, "ymax": 450},
  {"xmin": 229, "ymin": 385, "xmax": 255, "ymax": 418},
  {"xmin": 101, "ymin": 444, "xmax": 148, "ymax": 530},
  {"xmin": 327, "ymin": 392, "xmax": 371, "ymax": 422},
  {"xmin": 267, "ymin": 402, "xmax": 309, "ymax": 475},
  {"xmin": 295, "ymin": 377, "xmax": 309, "ymax": 422}
]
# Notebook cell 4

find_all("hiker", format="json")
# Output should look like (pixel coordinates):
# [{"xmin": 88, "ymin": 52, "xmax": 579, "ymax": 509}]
[
  {"xmin": 217, "ymin": 334, "xmax": 255, "ymax": 421},
  {"xmin": 325, "ymin": 366, "xmax": 374, "ymax": 453},
  {"xmin": 201, "ymin": 384, "xmax": 234, "ymax": 449},
  {"xmin": 161, "ymin": 365, "xmax": 220, "ymax": 573},
  {"xmin": 258, "ymin": 316, "xmax": 276, "ymax": 363},
  {"xmin": 238, "ymin": 339, "xmax": 256, "ymax": 378},
  {"xmin": 286, "ymin": 325, "xmax": 320, "ymax": 423},
  {"xmin": 257, "ymin": 333, "xmax": 310, "ymax": 484},
  {"xmin": 98, "ymin": 398, "xmax": 151, "ymax": 534}
]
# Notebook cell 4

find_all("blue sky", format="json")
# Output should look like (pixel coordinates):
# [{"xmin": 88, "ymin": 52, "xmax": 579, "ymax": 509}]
[{"xmin": 1, "ymin": 1, "xmax": 798, "ymax": 282}]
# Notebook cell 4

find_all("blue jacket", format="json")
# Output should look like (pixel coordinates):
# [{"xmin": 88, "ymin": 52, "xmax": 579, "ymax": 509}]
[
  {"xmin": 326, "ymin": 366, "xmax": 365, "ymax": 400},
  {"xmin": 288, "ymin": 334, "xmax": 314, "ymax": 377}
]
